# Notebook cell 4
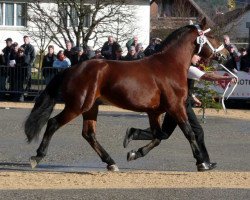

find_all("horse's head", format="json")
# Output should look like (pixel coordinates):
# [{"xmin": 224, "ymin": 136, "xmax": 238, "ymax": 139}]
[{"xmin": 193, "ymin": 18, "xmax": 229, "ymax": 63}]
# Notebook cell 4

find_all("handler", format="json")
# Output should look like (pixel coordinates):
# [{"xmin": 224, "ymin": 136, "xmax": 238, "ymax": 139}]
[{"xmin": 123, "ymin": 54, "xmax": 236, "ymax": 172}]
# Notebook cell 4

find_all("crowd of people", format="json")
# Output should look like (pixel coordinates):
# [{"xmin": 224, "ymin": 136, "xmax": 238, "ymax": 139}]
[
  {"xmin": 0, "ymin": 33, "xmax": 249, "ymax": 102},
  {"xmin": 223, "ymin": 35, "xmax": 250, "ymax": 73},
  {"xmin": 0, "ymin": 36, "xmax": 35, "ymax": 101}
]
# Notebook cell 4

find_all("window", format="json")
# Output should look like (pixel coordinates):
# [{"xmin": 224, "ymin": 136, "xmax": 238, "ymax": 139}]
[
  {"xmin": 5, "ymin": 3, "xmax": 14, "ymax": 25},
  {"xmin": 69, "ymin": 7, "xmax": 78, "ymax": 27},
  {"xmin": 16, "ymin": 4, "xmax": 26, "ymax": 26},
  {"xmin": 0, "ymin": 3, "xmax": 3, "ymax": 25},
  {"xmin": 0, "ymin": 2, "xmax": 27, "ymax": 26},
  {"xmin": 59, "ymin": 4, "xmax": 91, "ymax": 28}
]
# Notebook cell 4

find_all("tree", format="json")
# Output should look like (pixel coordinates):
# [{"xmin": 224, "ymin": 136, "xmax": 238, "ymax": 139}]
[
  {"xmin": 27, "ymin": 0, "xmax": 137, "ymax": 50},
  {"xmin": 194, "ymin": 64, "xmax": 222, "ymax": 123}
]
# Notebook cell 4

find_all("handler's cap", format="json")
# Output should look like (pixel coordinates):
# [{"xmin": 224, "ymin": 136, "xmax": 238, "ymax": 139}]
[{"xmin": 5, "ymin": 38, "xmax": 12, "ymax": 42}]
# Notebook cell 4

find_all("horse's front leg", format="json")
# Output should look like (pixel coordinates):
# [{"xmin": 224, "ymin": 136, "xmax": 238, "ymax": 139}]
[
  {"xmin": 127, "ymin": 113, "xmax": 162, "ymax": 161},
  {"xmin": 82, "ymin": 105, "xmax": 118, "ymax": 172}
]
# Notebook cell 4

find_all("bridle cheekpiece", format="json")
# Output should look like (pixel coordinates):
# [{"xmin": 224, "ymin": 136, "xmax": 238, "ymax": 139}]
[{"xmin": 194, "ymin": 24, "xmax": 224, "ymax": 55}]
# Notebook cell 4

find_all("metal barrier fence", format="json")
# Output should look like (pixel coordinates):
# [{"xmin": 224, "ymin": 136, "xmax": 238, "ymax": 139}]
[{"xmin": 0, "ymin": 65, "xmax": 61, "ymax": 101}]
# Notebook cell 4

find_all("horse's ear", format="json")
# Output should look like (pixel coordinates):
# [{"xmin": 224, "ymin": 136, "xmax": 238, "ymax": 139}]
[{"xmin": 200, "ymin": 17, "xmax": 207, "ymax": 29}]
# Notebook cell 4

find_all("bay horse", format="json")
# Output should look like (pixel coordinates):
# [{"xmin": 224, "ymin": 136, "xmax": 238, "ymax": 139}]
[{"xmin": 24, "ymin": 18, "xmax": 228, "ymax": 171}]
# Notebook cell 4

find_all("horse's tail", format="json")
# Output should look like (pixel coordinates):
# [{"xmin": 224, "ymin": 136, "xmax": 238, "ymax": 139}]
[{"xmin": 24, "ymin": 71, "xmax": 65, "ymax": 143}]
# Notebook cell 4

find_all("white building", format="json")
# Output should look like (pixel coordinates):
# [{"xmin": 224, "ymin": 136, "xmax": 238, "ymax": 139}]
[{"xmin": 0, "ymin": 0, "xmax": 150, "ymax": 53}]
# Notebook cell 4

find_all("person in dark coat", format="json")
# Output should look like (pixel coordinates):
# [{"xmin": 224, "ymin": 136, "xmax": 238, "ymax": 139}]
[
  {"xmin": 10, "ymin": 47, "xmax": 29, "ymax": 101},
  {"xmin": 20, "ymin": 35, "xmax": 36, "ymax": 92},
  {"xmin": 0, "ymin": 38, "xmax": 13, "ymax": 99},
  {"xmin": 64, "ymin": 40, "xmax": 75, "ymax": 63},
  {"xmin": 101, "ymin": 36, "xmax": 120, "ymax": 60},
  {"xmin": 124, "ymin": 46, "xmax": 138, "ymax": 61},
  {"xmin": 92, "ymin": 50, "xmax": 105, "ymax": 59},
  {"xmin": 135, "ymin": 43, "xmax": 145, "ymax": 59},
  {"xmin": 144, "ymin": 37, "xmax": 162, "ymax": 56},
  {"xmin": 113, "ymin": 47, "xmax": 125, "ymax": 61},
  {"xmin": 240, "ymin": 47, "xmax": 250, "ymax": 73},
  {"xmin": 71, "ymin": 47, "xmax": 89, "ymax": 65},
  {"xmin": 42, "ymin": 45, "xmax": 57, "ymax": 85}
]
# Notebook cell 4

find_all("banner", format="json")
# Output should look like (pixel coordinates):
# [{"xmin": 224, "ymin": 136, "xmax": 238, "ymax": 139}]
[{"xmin": 197, "ymin": 71, "xmax": 250, "ymax": 99}]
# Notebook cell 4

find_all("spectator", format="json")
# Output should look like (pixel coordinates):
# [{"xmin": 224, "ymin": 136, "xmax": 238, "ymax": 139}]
[
  {"xmin": 225, "ymin": 45, "xmax": 240, "ymax": 73},
  {"xmin": 0, "ymin": 38, "xmax": 13, "ymax": 99},
  {"xmin": 92, "ymin": 50, "xmax": 104, "ymax": 59},
  {"xmin": 20, "ymin": 35, "xmax": 36, "ymax": 91},
  {"xmin": 144, "ymin": 37, "xmax": 162, "ymax": 56},
  {"xmin": 223, "ymin": 35, "xmax": 241, "ymax": 71},
  {"xmin": 126, "ymin": 36, "xmax": 139, "ymax": 51},
  {"xmin": 42, "ymin": 45, "xmax": 57, "ymax": 85},
  {"xmin": 124, "ymin": 46, "xmax": 138, "ymax": 61},
  {"xmin": 53, "ymin": 50, "xmax": 71, "ymax": 70},
  {"xmin": 240, "ymin": 47, "xmax": 250, "ymax": 73},
  {"xmin": 2, "ymin": 38, "xmax": 13, "ymax": 65},
  {"xmin": 223, "ymin": 35, "xmax": 238, "ymax": 52},
  {"xmin": 64, "ymin": 40, "xmax": 75, "ymax": 63},
  {"xmin": 239, "ymin": 47, "xmax": 247, "ymax": 57},
  {"xmin": 9, "ymin": 43, "xmax": 19, "ymax": 66},
  {"xmin": 86, "ymin": 46, "xmax": 95, "ymax": 59},
  {"xmin": 101, "ymin": 36, "xmax": 120, "ymax": 60},
  {"xmin": 71, "ymin": 47, "xmax": 89, "ymax": 65},
  {"xmin": 113, "ymin": 47, "xmax": 125, "ymax": 61},
  {"xmin": 10, "ymin": 47, "xmax": 29, "ymax": 102},
  {"xmin": 8, "ymin": 42, "xmax": 19, "ymax": 94},
  {"xmin": 135, "ymin": 43, "xmax": 145, "ymax": 59},
  {"xmin": 0, "ymin": 54, "xmax": 4, "ymax": 65}
]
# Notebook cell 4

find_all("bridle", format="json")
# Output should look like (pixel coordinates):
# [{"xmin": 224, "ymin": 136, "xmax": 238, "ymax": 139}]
[
  {"xmin": 194, "ymin": 25, "xmax": 225, "ymax": 56},
  {"xmin": 192, "ymin": 23, "xmax": 238, "ymax": 111}
]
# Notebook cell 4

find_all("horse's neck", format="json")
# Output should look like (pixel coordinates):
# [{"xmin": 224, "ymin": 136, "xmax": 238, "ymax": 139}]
[{"xmin": 162, "ymin": 35, "xmax": 196, "ymax": 68}]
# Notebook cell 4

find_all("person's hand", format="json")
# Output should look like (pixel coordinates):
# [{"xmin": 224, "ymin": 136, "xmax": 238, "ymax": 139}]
[
  {"xmin": 230, "ymin": 77, "xmax": 237, "ymax": 84},
  {"xmin": 193, "ymin": 96, "xmax": 202, "ymax": 107}
]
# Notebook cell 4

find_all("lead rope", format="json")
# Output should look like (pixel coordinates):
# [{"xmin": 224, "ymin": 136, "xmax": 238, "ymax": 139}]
[
  {"xmin": 193, "ymin": 23, "xmax": 238, "ymax": 111},
  {"xmin": 219, "ymin": 64, "xmax": 238, "ymax": 112}
]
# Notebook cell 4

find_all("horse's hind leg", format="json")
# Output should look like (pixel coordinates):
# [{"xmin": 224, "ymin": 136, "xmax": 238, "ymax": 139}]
[
  {"xmin": 81, "ymin": 103, "xmax": 118, "ymax": 171},
  {"xmin": 127, "ymin": 113, "xmax": 162, "ymax": 161},
  {"xmin": 30, "ymin": 107, "xmax": 80, "ymax": 168}
]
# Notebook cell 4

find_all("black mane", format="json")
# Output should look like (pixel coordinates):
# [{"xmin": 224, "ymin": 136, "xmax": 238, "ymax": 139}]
[{"xmin": 157, "ymin": 25, "xmax": 196, "ymax": 52}]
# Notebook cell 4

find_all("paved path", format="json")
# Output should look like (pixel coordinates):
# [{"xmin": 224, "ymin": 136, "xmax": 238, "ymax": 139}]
[{"xmin": 0, "ymin": 107, "xmax": 249, "ymax": 199}]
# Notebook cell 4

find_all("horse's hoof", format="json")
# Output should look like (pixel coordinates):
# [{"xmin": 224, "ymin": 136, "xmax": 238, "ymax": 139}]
[
  {"xmin": 127, "ymin": 150, "xmax": 137, "ymax": 161},
  {"xmin": 30, "ymin": 156, "xmax": 42, "ymax": 169},
  {"xmin": 107, "ymin": 164, "xmax": 119, "ymax": 172}
]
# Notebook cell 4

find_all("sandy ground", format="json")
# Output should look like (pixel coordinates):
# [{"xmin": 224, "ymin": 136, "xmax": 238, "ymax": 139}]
[
  {"xmin": 0, "ymin": 102, "xmax": 249, "ymax": 190},
  {"xmin": 0, "ymin": 171, "xmax": 249, "ymax": 190}
]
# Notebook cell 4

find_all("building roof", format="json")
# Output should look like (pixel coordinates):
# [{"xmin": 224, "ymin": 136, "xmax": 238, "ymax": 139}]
[
  {"xmin": 188, "ymin": 0, "xmax": 215, "ymax": 26},
  {"xmin": 214, "ymin": 4, "xmax": 250, "ymax": 26},
  {"xmin": 150, "ymin": 0, "xmax": 215, "ymax": 26}
]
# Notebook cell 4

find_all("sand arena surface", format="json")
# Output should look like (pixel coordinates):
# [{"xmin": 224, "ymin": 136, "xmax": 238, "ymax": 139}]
[
  {"xmin": 0, "ymin": 102, "xmax": 249, "ymax": 190},
  {"xmin": 0, "ymin": 171, "xmax": 249, "ymax": 190}
]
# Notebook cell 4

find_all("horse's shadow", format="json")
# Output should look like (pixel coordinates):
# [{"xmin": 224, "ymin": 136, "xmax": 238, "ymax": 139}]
[
  {"xmin": 98, "ymin": 112, "xmax": 148, "ymax": 118},
  {"xmin": 0, "ymin": 162, "xmax": 98, "ymax": 174}
]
